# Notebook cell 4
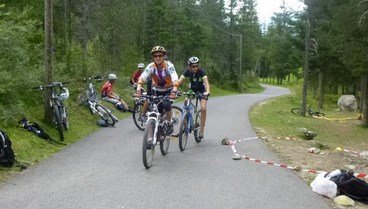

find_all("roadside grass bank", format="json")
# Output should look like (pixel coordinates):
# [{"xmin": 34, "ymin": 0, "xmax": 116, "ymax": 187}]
[
  {"xmin": 0, "ymin": 82, "xmax": 261, "ymax": 181},
  {"xmin": 249, "ymin": 82, "xmax": 368, "ymax": 185}
]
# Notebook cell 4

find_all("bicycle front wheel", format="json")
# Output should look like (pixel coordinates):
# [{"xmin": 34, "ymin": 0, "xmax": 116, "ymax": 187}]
[
  {"xmin": 52, "ymin": 104, "xmax": 64, "ymax": 141},
  {"xmin": 61, "ymin": 107, "xmax": 69, "ymax": 130},
  {"xmin": 171, "ymin": 106, "xmax": 182, "ymax": 137},
  {"xmin": 159, "ymin": 133, "xmax": 170, "ymax": 156},
  {"xmin": 96, "ymin": 104, "xmax": 116, "ymax": 126},
  {"xmin": 291, "ymin": 108, "xmax": 302, "ymax": 115},
  {"xmin": 142, "ymin": 118, "xmax": 155, "ymax": 169},
  {"xmin": 194, "ymin": 110, "xmax": 201, "ymax": 143},
  {"xmin": 178, "ymin": 112, "xmax": 189, "ymax": 151},
  {"xmin": 132, "ymin": 102, "xmax": 145, "ymax": 131}
]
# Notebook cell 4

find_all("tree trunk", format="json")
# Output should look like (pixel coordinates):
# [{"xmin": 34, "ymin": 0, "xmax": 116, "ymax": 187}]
[
  {"xmin": 44, "ymin": 0, "xmax": 53, "ymax": 123},
  {"xmin": 318, "ymin": 70, "xmax": 325, "ymax": 109},
  {"xmin": 301, "ymin": 16, "xmax": 310, "ymax": 116}
]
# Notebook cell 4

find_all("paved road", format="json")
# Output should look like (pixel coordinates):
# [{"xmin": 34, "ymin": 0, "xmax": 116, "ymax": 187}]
[{"xmin": 0, "ymin": 85, "xmax": 331, "ymax": 209}]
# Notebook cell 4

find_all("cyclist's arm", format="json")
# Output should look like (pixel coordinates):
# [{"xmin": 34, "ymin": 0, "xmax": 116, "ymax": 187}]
[{"xmin": 203, "ymin": 76, "xmax": 210, "ymax": 95}]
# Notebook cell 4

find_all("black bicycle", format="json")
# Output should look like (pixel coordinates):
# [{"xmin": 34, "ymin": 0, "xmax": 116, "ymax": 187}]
[
  {"xmin": 33, "ymin": 82, "xmax": 70, "ymax": 141},
  {"xmin": 79, "ymin": 76, "xmax": 118, "ymax": 126},
  {"xmin": 139, "ymin": 94, "xmax": 179, "ymax": 169},
  {"xmin": 178, "ymin": 91, "xmax": 203, "ymax": 151},
  {"xmin": 291, "ymin": 105, "xmax": 325, "ymax": 117},
  {"xmin": 132, "ymin": 93, "xmax": 182, "ymax": 135}
]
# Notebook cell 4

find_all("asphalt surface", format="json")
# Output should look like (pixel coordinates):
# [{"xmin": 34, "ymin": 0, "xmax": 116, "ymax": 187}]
[{"xmin": 0, "ymin": 84, "xmax": 331, "ymax": 209}]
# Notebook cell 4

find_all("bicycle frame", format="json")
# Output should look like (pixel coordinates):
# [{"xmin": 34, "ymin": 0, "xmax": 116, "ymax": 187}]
[{"xmin": 182, "ymin": 92, "xmax": 201, "ymax": 132}]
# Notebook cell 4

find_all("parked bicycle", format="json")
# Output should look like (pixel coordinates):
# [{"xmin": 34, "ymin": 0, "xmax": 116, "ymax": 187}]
[
  {"xmin": 132, "ymin": 93, "xmax": 181, "ymax": 136},
  {"xmin": 291, "ymin": 105, "xmax": 325, "ymax": 117},
  {"xmin": 139, "ymin": 94, "xmax": 179, "ymax": 169},
  {"xmin": 178, "ymin": 90, "xmax": 203, "ymax": 151},
  {"xmin": 79, "ymin": 75, "xmax": 118, "ymax": 126},
  {"xmin": 33, "ymin": 82, "xmax": 70, "ymax": 141}
]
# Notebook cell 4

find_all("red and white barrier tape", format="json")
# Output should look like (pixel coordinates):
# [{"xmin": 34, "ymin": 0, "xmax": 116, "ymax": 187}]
[{"xmin": 227, "ymin": 137, "xmax": 368, "ymax": 179}]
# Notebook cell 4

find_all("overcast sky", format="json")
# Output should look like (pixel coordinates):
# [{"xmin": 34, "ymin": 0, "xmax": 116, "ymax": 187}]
[{"xmin": 256, "ymin": 0, "xmax": 306, "ymax": 24}]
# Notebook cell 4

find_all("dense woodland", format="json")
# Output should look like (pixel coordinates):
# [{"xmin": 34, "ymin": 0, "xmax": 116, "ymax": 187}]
[{"xmin": 0, "ymin": 0, "xmax": 368, "ymax": 126}]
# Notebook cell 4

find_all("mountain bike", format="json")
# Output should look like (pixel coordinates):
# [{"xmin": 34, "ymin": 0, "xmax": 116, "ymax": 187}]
[
  {"xmin": 33, "ymin": 81, "xmax": 70, "ymax": 141},
  {"xmin": 139, "ymin": 94, "xmax": 178, "ymax": 169},
  {"xmin": 79, "ymin": 75, "xmax": 118, "ymax": 126},
  {"xmin": 132, "ymin": 93, "xmax": 182, "ymax": 136},
  {"xmin": 178, "ymin": 91, "xmax": 203, "ymax": 151},
  {"xmin": 291, "ymin": 105, "xmax": 325, "ymax": 117}
]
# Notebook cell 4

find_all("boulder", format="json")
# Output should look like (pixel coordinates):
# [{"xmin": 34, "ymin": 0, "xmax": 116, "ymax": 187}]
[{"xmin": 337, "ymin": 95, "xmax": 357, "ymax": 112}]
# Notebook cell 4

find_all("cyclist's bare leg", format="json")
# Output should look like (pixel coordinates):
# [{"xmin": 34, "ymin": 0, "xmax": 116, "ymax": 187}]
[
  {"xmin": 199, "ymin": 98, "xmax": 207, "ymax": 136},
  {"xmin": 142, "ymin": 101, "xmax": 149, "ymax": 115}
]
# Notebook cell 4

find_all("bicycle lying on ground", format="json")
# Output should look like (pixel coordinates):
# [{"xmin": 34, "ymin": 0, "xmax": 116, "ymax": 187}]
[
  {"xmin": 132, "ymin": 93, "xmax": 181, "ymax": 136},
  {"xmin": 79, "ymin": 75, "xmax": 118, "ymax": 126},
  {"xmin": 178, "ymin": 91, "xmax": 203, "ymax": 151},
  {"xmin": 138, "ymin": 94, "xmax": 179, "ymax": 169},
  {"xmin": 291, "ymin": 105, "xmax": 325, "ymax": 117},
  {"xmin": 33, "ymin": 81, "xmax": 70, "ymax": 141}
]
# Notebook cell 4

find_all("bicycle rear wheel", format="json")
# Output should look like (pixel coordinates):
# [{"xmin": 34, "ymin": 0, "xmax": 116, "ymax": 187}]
[
  {"xmin": 132, "ymin": 102, "xmax": 145, "ymax": 131},
  {"xmin": 143, "ymin": 119, "xmax": 155, "ymax": 169},
  {"xmin": 96, "ymin": 104, "xmax": 115, "ymax": 126},
  {"xmin": 313, "ymin": 112, "xmax": 325, "ymax": 117},
  {"xmin": 159, "ymin": 133, "xmax": 170, "ymax": 155},
  {"xmin": 291, "ymin": 108, "xmax": 302, "ymax": 115},
  {"xmin": 52, "ymin": 104, "xmax": 64, "ymax": 141},
  {"xmin": 171, "ymin": 105, "xmax": 182, "ymax": 137},
  {"xmin": 178, "ymin": 112, "xmax": 189, "ymax": 151},
  {"xmin": 194, "ymin": 110, "xmax": 201, "ymax": 143}
]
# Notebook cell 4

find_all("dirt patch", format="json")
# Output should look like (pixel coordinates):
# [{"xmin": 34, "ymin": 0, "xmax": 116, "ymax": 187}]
[{"xmin": 254, "ymin": 130, "xmax": 368, "ymax": 209}]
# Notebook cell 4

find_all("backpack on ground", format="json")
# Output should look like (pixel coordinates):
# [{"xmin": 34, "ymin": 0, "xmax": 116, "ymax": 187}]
[
  {"xmin": 330, "ymin": 170, "xmax": 368, "ymax": 204},
  {"xmin": 19, "ymin": 118, "xmax": 51, "ymax": 140},
  {"xmin": 0, "ymin": 130, "xmax": 15, "ymax": 167}
]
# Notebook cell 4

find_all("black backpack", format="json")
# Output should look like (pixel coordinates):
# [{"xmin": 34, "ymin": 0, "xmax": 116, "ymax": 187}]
[
  {"xmin": 330, "ymin": 170, "xmax": 368, "ymax": 204},
  {"xmin": 19, "ymin": 118, "xmax": 51, "ymax": 140},
  {"xmin": 0, "ymin": 130, "xmax": 15, "ymax": 167}
]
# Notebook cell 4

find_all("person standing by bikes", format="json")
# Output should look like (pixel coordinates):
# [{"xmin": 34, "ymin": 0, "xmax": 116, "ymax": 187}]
[
  {"xmin": 130, "ymin": 63, "xmax": 145, "ymax": 87},
  {"xmin": 135, "ymin": 46, "xmax": 179, "ymax": 134},
  {"xmin": 177, "ymin": 56, "xmax": 210, "ymax": 139},
  {"xmin": 101, "ymin": 73, "xmax": 132, "ymax": 112}
]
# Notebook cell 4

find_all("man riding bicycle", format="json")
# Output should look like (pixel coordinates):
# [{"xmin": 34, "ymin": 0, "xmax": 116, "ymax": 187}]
[
  {"xmin": 135, "ymin": 46, "xmax": 179, "ymax": 134},
  {"xmin": 177, "ymin": 56, "xmax": 210, "ymax": 139}
]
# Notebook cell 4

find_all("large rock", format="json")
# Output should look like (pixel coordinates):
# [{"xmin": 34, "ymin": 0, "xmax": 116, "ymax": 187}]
[{"xmin": 337, "ymin": 95, "xmax": 357, "ymax": 112}]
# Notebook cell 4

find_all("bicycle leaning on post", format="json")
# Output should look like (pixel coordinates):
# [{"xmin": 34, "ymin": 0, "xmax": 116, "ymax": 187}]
[
  {"xmin": 291, "ymin": 105, "xmax": 325, "ymax": 117},
  {"xmin": 33, "ymin": 81, "xmax": 70, "ymax": 141},
  {"xmin": 79, "ymin": 75, "xmax": 118, "ymax": 126},
  {"xmin": 178, "ymin": 90, "xmax": 203, "ymax": 151},
  {"xmin": 139, "ymin": 94, "xmax": 179, "ymax": 169}
]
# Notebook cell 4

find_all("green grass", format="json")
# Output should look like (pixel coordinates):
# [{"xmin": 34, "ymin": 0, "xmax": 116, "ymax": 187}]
[{"xmin": 250, "ymin": 84, "xmax": 368, "ymax": 151}]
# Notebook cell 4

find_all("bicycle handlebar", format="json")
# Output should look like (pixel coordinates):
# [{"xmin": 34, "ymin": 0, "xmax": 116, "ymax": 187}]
[
  {"xmin": 83, "ymin": 75, "xmax": 103, "ymax": 82},
  {"xmin": 33, "ymin": 81, "xmax": 69, "ymax": 90}
]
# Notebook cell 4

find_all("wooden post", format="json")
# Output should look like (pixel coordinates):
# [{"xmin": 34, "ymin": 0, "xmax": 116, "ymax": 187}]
[{"xmin": 44, "ymin": 0, "xmax": 53, "ymax": 122}]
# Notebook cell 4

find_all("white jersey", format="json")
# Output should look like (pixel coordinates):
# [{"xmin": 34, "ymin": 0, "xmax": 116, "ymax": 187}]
[{"xmin": 140, "ymin": 61, "xmax": 178, "ymax": 92}]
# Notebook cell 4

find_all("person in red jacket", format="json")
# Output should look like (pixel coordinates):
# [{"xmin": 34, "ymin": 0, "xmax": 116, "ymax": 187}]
[
  {"xmin": 130, "ymin": 63, "xmax": 145, "ymax": 87},
  {"xmin": 101, "ymin": 73, "xmax": 132, "ymax": 112}
]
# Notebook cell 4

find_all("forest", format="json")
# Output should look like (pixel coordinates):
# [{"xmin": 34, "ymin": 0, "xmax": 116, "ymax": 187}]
[{"xmin": 0, "ymin": 0, "xmax": 368, "ymax": 126}]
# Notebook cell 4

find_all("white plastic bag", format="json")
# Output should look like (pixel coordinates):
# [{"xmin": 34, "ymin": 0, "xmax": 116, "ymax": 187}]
[{"xmin": 310, "ymin": 172, "xmax": 338, "ymax": 199}]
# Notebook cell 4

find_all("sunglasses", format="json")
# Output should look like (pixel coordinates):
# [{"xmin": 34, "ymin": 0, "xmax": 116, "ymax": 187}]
[
  {"xmin": 153, "ymin": 54, "xmax": 164, "ymax": 58},
  {"xmin": 190, "ymin": 65, "xmax": 199, "ymax": 68}
]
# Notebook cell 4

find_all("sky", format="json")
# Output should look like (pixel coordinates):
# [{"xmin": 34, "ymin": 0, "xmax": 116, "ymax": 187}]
[{"xmin": 256, "ymin": 0, "xmax": 306, "ymax": 24}]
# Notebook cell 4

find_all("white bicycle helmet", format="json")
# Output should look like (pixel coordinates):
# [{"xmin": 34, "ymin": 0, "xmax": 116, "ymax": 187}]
[
  {"xmin": 108, "ymin": 74, "xmax": 118, "ymax": 80},
  {"xmin": 57, "ymin": 87, "xmax": 70, "ymax": 101},
  {"xmin": 187, "ymin": 56, "xmax": 199, "ymax": 65},
  {"xmin": 151, "ymin": 46, "xmax": 167, "ymax": 55},
  {"xmin": 138, "ymin": 63, "xmax": 145, "ymax": 69}
]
